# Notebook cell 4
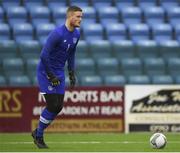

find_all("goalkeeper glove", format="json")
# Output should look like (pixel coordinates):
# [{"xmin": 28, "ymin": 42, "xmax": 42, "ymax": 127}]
[
  {"xmin": 68, "ymin": 70, "xmax": 76, "ymax": 87},
  {"xmin": 47, "ymin": 72, "xmax": 60, "ymax": 86}
]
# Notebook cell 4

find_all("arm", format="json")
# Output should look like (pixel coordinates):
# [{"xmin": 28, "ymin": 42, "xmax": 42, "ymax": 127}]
[
  {"xmin": 67, "ymin": 48, "xmax": 76, "ymax": 71},
  {"xmin": 40, "ymin": 30, "xmax": 61, "ymax": 86},
  {"xmin": 67, "ymin": 47, "xmax": 76, "ymax": 87},
  {"xmin": 40, "ymin": 29, "xmax": 61, "ymax": 74},
  {"xmin": 67, "ymin": 36, "xmax": 79, "ymax": 71},
  {"xmin": 67, "ymin": 39, "xmax": 79, "ymax": 87}
]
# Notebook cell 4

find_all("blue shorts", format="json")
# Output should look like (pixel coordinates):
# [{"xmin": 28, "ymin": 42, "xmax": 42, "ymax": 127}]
[{"xmin": 37, "ymin": 70, "xmax": 65, "ymax": 94}]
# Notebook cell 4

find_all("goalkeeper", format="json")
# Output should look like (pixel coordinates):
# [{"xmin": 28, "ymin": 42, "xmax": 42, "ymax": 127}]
[{"xmin": 32, "ymin": 6, "xmax": 82, "ymax": 149}]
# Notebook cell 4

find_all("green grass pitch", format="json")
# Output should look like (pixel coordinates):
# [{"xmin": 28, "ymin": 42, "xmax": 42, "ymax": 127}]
[{"xmin": 0, "ymin": 132, "xmax": 180, "ymax": 152}]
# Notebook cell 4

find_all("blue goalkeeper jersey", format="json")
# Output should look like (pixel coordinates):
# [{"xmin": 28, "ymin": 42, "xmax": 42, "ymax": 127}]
[{"xmin": 38, "ymin": 24, "xmax": 80, "ymax": 74}]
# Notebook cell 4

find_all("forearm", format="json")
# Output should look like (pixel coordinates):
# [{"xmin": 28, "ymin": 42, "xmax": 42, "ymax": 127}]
[{"xmin": 40, "ymin": 51, "xmax": 53, "ymax": 74}]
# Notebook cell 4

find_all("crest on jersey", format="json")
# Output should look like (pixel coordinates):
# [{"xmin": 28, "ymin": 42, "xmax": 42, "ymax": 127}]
[
  {"xmin": 48, "ymin": 85, "xmax": 53, "ymax": 91},
  {"xmin": 73, "ymin": 37, "xmax": 77, "ymax": 44}
]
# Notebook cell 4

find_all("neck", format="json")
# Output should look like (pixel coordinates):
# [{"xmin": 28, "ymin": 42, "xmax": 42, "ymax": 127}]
[{"xmin": 65, "ymin": 20, "xmax": 74, "ymax": 32}]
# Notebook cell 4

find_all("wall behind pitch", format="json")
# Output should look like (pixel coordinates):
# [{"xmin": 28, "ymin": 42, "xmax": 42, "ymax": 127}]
[{"xmin": 0, "ymin": 87, "xmax": 124, "ymax": 133}]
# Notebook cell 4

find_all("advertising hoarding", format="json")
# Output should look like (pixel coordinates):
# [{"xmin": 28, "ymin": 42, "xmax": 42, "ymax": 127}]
[
  {"xmin": 0, "ymin": 87, "xmax": 124, "ymax": 132},
  {"xmin": 125, "ymin": 85, "xmax": 180, "ymax": 133}
]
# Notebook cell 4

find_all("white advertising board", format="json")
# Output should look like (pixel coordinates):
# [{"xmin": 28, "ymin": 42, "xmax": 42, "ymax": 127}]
[{"xmin": 125, "ymin": 85, "xmax": 180, "ymax": 133}]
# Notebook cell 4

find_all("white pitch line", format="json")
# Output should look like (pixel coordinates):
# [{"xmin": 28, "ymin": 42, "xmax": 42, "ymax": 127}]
[
  {"xmin": 1, "ymin": 152, "xmax": 180, "ymax": 153},
  {"xmin": 1, "ymin": 141, "xmax": 180, "ymax": 145}
]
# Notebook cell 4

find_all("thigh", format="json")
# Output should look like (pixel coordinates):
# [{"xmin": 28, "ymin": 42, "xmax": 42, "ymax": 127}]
[{"xmin": 44, "ymin": 94, "xmax": 65, "ymax": 113}]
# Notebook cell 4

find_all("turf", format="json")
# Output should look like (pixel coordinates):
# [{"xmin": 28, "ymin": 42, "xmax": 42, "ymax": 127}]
[{"xmin": 0, "ymin": 132, "xmax": 179, "ymax": 152}]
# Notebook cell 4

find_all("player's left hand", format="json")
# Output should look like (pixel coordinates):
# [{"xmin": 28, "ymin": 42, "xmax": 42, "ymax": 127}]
[{"xmin": 68, "ymin": 70, "xmax": 76, "ymax": 88}]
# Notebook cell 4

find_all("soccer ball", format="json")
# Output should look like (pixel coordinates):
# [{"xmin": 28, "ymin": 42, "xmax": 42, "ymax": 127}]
[{"xmin": 150, "ymin": 133, "xmax": 167, "ymax": 149}]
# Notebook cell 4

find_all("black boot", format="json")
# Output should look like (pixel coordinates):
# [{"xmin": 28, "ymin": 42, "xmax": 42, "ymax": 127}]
[{"xmin": 31, "ymin": 129, "xmax": 48, "ymax": 149}]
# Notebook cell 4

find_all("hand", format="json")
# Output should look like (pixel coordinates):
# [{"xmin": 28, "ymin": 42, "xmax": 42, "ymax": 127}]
[
  {"xmin": 47, "ymin": 72, "xmax": 60, "ymax": 86},
  {"xmin": 69, "ymin": 70, "xmax": 76, "ymax": 87}
]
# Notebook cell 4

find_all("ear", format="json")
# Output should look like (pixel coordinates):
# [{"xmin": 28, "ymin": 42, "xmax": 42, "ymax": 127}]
[{"xmin": 68, "ymin": 11, "xmax": 74, "ymax": 18}]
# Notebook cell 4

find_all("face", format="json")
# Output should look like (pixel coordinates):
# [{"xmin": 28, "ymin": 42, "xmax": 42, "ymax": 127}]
[{"xmin": 70, "ymin": 11, "xmax": 83, "ymax": 27}]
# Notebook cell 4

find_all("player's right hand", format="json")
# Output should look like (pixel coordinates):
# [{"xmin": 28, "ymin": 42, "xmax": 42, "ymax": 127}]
[
  {"xmin": 50, "ymin": 77, "xmax": 60, "ymax": 86},
  {"xmin": 47, "ymin": 72, "xmax": 60, "ymax": 86}
]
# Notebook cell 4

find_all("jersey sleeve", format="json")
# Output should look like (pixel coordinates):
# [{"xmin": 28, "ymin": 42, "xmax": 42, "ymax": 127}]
[
  {"xmin": 67, "ymin": 48, "xmax": 76, "ymax": 71},
  {"xmin": 67, "ymin": 37, "xmax": 80, "ymax": 71},
  {"xmin": 40, "ymin": 29, "xmax": 61, "ymax": 74}
]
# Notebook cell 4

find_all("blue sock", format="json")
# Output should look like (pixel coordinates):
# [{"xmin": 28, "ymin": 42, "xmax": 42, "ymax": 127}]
[{"xmin": 36, "ymin": 108, "xmax": 57, "ymax": 137}]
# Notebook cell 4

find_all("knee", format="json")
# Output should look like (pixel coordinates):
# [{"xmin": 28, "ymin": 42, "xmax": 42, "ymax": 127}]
[
  {"xmin": 53, "ymin": 102, "xmax": 63, "ymax": 114},
  {"xmin": 47, "ymin": 100, "xmax": 64, "ymax": 114},
  {"xmin": 45, "ymin": 94, "xmax": 64, "ymax": 114}
]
